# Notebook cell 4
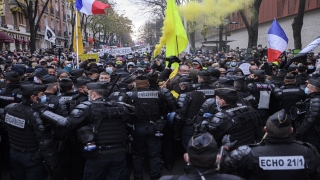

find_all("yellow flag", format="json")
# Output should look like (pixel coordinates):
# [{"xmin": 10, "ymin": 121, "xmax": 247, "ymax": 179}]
[
  {"xmin": 73, "ymin": 12, "xmax": 84, "ymax": 54},
  {"xmin": 153, "ymin": 0, "xmax": 188, "ymax": 58},
  {"xmin": 165, "ymin": 0, "xmax": 188, "ymax": 57}
]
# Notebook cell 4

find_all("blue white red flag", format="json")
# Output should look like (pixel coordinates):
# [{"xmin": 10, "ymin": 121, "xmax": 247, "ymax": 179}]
[
  {"xmin": 267, "ymin": 19, "xmax": 288, "ymax": 62},
  {"xmin": 75, "ymin": 0, "xmax": 110, "ymax": 15}
]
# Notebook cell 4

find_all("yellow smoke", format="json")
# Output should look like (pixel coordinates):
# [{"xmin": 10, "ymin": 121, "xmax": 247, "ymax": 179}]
[{"xmin": 179, "ymin": 0, "xmax": 254, "ymax": 28}]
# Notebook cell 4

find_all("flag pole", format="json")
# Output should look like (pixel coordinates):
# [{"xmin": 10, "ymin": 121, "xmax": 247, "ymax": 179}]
[{"xmin": 76, "ymin": 10, "xmax": 79, "ymax": 69}]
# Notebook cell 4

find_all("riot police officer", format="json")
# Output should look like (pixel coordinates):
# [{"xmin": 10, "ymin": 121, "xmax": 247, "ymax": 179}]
[
  {"xmin": 195, "ymin": 70, "xmax": 215, "ymax": 99},
  {"xmin": 0, "ymin": 84, "xmax": 57, "ymax": 180},
  {"xmin": 222, "ymin": 110, "xmax": 320, "ymax": 180},
  {"xmin": 127, "ymin": 75, "xmax": 175, "ymax": 180},
  {"xmin": 274, "ymin": 74, "xmax": 305, "ymax": 116},
  {"xmin": 201, "ymin": 88, "xmax": 263, "ymax": 147},
  {"xmin": 174, "ymin": 76, "xmax": 206, "ymax": 150},
  {"xmin": 0, "ymin": 71, "xmax": 22, "ymax": 108},
  {"xmin": 296, "ymin": 77, "xmax": 320, "ymax": 151},
  {"xmin": 247, "ymin": 70, "xmax": 276, "ymax": 124},
  {"xmin": 233, "ymin": 75, "xmax": 258, "ymax": 108},
  {"xmin": 35, "ymin": 82, "xmax": 134, "ymax": 180},
  {"xmin": 42, "ymin": 75, "xmax": 59, "ymax": 100}
]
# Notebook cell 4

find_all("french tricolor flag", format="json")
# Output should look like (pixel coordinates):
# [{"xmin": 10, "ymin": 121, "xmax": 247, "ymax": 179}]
[
  {"xmin": 76, "ymin": 0, "xmax": 110, "ymax": 15},
  {"xmin": 267, "ymin": 19, "xmax": 288, "ymax": 63}
]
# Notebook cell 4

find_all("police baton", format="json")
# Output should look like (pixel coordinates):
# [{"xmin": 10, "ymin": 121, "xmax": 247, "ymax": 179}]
[{"xmin": 106, "ymin": 73, "xmax": 121, "ymax": 98}]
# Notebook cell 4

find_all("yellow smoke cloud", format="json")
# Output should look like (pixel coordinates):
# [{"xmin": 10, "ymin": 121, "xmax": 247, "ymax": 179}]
[
  {"xmin": 153, "ymin": 8, "xmax": 175, "ymax": 57},
  {"xmin": 179, "ymin": 0, "xmax": 254, "ymax": 28}
]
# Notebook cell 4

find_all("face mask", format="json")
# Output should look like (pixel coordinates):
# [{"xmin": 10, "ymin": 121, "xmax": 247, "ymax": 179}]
[
  {"xmin": 308, "ymin": 66, "xmax": 314, "ymax": 69},
  {"xmin": 205, "ymin": 57, "xmax": 209, "ymax": 60},
  {"xmin": 106, "ymin": 67, "xmax": 113, "ymax": 74},
  {"xmin": 226, "ymin": 62, "xmax": 230, "ymax": 66},
  {"xmin": 181, "ymin": 74, "xmax": 189, "ymax": 77},
  {"xmin": 41, "ymin": 95, "xmax": 47, "ymax": 103},
  {"xmin": 88, "ymin": 95, "xmax": 91, "ymax": 101},
  {"xmin": 64, "ymin": 66, "xmax": 72, "ymax": 72},
  {"xmin": 67, "ymin": 64, "xmax": 72, "ymax": 67},
  {"xmin": 305, "ymin": 87, "xmax": 309, "ymax": 95},
  {"xmin": 231, "ymin": 62, "xmax": 237, "ymax": 67},
  {"xmin": 215, "ymin": 98, "xmax": 221, "ymax": 111},
  {"xmin": 34, "ymin": 76, "xmax": 41, "ymax": 83},
  {"xmin": 74, "ymin": 88, "xmax": 77, "ymax": 93}
]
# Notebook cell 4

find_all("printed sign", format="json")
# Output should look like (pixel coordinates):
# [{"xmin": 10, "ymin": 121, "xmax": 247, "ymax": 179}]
[
  {"xmin": 78, "ymin": 54, "xmax": 99, "ymax": 62},
  {"xmin": 259, "ymin": 156, "xmax": 305, "ymax": 170},
  {"xmin": 5, "ymin": 114, "xmax": 25, "ymax": 129},
  {"xmin": 137, "ymin": 91, "xmax": 158, "ymax": 98}
]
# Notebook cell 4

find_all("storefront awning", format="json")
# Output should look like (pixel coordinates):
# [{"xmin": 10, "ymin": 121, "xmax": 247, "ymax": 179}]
[
  {"xmin": 24, "ymin": 40, "xmax": 30, "ymax": 45},
  {"xmin": 87, "ymin": 37, "xmax": 95, "ymax": 43},
  {"xmin": 15, "ymin": 39, "xmax": 24, "ymax": 44},
  {"xmin": 0, "ymin": 32, "xmax": 14, "ymax": 43}
]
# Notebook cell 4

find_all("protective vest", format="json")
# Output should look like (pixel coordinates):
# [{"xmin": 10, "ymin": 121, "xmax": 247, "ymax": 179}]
[
  {"xmin": 224, "ymin": 106, "xmax": 257, "ymax": 147},
  {"xmin": 5, "ymin": 103, "xmax": 38, "ymax": 150},
  {"xmin": 275, "ymin": 86, "xmax": 305, "ymax": 112},
  {"xmin": 249, "ymin": 142, "xmax": 312, "ymax": 180},
  {"xmin": 127, "ymin": 90, "xmax": 161, "ymax": 122},
  {"xmin": 90, "ymin": 101, "xmax": 126, "ymax": 154},
  {"xmin": 184, "ymin": 91, "xmax": 206, "ymax": 119}
]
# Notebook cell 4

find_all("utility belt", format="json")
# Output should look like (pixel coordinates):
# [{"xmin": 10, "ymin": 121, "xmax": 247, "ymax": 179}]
[
  {"xmin": 11, "ymin": 143, "xmax": 38, "ymax": 152},
  {"xmin": 98, "ymin": 144, "xmax": 125, "ymax": 151}
]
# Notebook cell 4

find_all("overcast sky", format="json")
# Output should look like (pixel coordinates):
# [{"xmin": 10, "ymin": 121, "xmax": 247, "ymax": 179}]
[{"xmin": 114, "ymin": 0, "xmax": 149, "ymax": 41}]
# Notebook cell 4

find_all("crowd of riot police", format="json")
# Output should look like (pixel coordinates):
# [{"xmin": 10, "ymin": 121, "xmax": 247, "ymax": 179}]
[{"xmin": 0, "ymin": 49, "xmax": 320, "ymax": 180}]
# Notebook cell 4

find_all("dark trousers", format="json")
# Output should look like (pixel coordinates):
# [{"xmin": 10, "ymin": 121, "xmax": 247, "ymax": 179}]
[
  {"xmin": 10, "ymin": 148, "xmax": 47, "ymax": 180},
  {"xmin": 182, "ymin": 124, "xmax": 194, "ymax": 151},
  {"xmin": 132, "ymin": 123, "xmax": 161, "ymax": 179},
  {"xmin": 84, "ymin": 154, "xmax": 126, "ymax": 180},
  {"xmin": 161, "ymin": 124, "xmax": 174, "ymax": 165}
]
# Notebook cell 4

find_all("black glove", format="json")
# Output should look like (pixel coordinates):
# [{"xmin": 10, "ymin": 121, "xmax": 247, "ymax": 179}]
[
  {"xmin": 222, "ymin": 134, "xmax": 238, "ymax": 151},
  {"xmin": 31, "ymin": 102, "xmax": 47, "ymax": 114},
  {"xmin": 154, "ymin": 117, "xmax": 165, "ymax": 132}
]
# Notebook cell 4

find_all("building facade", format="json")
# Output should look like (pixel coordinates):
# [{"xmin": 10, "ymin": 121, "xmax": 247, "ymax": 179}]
[
  {"xmin": 195, "ymin": 0, "xmax": 320, "ymax": 53},
  {"xmin": 0, "ymin": 0, "xmax": 95, "ymax": 52}
]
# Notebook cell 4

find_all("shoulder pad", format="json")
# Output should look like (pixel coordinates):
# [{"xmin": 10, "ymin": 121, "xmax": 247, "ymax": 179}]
[
  {"xmin": 126, "ymin": 91, "xmax": 133, "ymax": 97},
  {"xmin": 75, "ymin": 102, "xmax": 91, "ymax": 109},
  {"xmin": 4, "ymin": 103, "xmax": 18, "ymax": 111},
  {"xmin": 247, "ymin": 83, "xmax": 254, "ymax": 89},
  {"xmin": 82, "ymin": 101, "xmax": 92, "ymax": 106},
  {"xmin": 160, "ymin": 88, "xmax": 170, "ymax": 94},
  {"xmin": 70, "ymin": 108, "xmax": 84, "ymax": 118},
  {"xmin": 179, "ymin": 93, "xmax": 187, "ymax": 98},
  {"xmin": 213, "ymin": 112, "xmax": 226, "ymax": 119},
  {"xmin": 234, "ymin": 145, "xmax": 252, "ymax": 155}
]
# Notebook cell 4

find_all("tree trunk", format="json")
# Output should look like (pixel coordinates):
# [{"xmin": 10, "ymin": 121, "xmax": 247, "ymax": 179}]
[
  {"xmin": 239, "ymin": 0, "xmax": 263, "ymax": 49},
  {"xmin": 292, "ymin": 0, "xmax": 306, "ymax": 49}
]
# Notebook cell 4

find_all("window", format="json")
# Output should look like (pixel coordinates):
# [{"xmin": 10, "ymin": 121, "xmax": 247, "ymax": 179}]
[
  {"xmin": 57, "ymin": 21, "xmax": 60, "ymax": 31},
  {"xmin": 55, "ymin": 1, "xmax": 59, "ymax": 10},
  {"xmin": 51, "ymin": 18, "xmax": 54, "ymax": 29},
  {"xmin": 44, "ymin": 16, "xmax": 48, "ymax": 26},
  {"xmin": 19, "ymin": 13, "xmax": 24, "ymax": 24}
]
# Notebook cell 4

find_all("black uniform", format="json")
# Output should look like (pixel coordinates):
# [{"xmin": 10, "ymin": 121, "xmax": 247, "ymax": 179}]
[
  {"xmin": 175, "ymin": 88, "xmax": 206, "ymax": 150},
  {"xmin": 296, "ymin": 91, "xmax": 320, "ymax": 151},
  {"xmin": 296, "ymin": 73, "xmax": 309, "ymax": 87},
  {"xmin": 202, "ymin": 88, "xmax": 263, "ymax": 147},
  {"xmin": 160, "ymin": 165, "xmax": 243, "ymax": 180},
  {"xmin": 274, "ymin": 84, "xmax": 305, "ymax": 113},
  {"xmin": 222, "ymin": 136, "xmax": 320, "ymax": 180},
  {"xmin": 0, "ymin": 82, "xmax": 21, "ymax": 108},
  {"xmin": 1, "ymin": 84, "xmax": 56, "ymax": 180},
  {"xmin": 222, "ymin": 110, "xmax": 320, "ymax": 180},
  {"xmin": 247, "ymin": 73, "xmax": 276, "ymax": 123},
  {"xmin": 39, "ymin": 82, "xmax": 133, "ymax": 180},
  {"xmin": 127, "ymin": 86, "xmax": 173, "ymax": 180}
]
